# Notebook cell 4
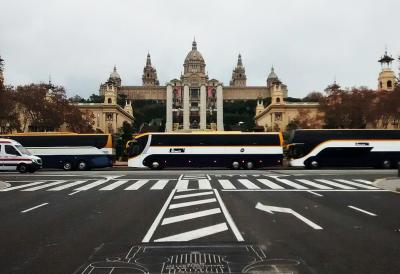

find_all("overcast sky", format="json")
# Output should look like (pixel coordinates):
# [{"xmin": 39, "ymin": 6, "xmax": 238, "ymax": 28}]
[{"xmin": 0, "ymin": 0, "xmax": 399, "ymax": 98}]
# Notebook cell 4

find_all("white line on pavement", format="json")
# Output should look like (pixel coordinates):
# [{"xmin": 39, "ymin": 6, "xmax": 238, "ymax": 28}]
[
  {"xmin": 334, "ymin": 179, "xmax": 378, "ymax": 190},
  {"xmin": 173, "ymin": 191, "xmax": 214, "ymax": 200},
  {"xmin": 74, "ymin": 179, "xmax": 110, "ymax": 191},
  {"xmin": 169, "ymin": 198, "xmax": 217, "ymax": 209},
  {"xmin": 198, "ymin": 179, "xmax": 212, "ymax": 189},
  {"xmin": 218, "ymin": 179, "xmax": 236, "ymax": 189},
  {"xmin": 307, "ymin": 190, "xmax": 323, "ymax": 197},
  {"xmin": 175, "ymin": 180, "xmax": 189, "ymax": 190},
  {"xmin": 0, "ymin": 181, "xmax": 49, "ymax": 191},
  {"xmin": 68, "ymin": 190, "xmax": 81, "ymax": 196},
  {"xmin": 142, "ymin": 189, "xmax": 177, "ymax": 243},
  {"xmin": 275, "ymin": 178, "xmax": 308, "ymax": 189},
  {"xmin": 21, "ymin": 203, "xmax": 48, "ymax": 213},
  {"xmin": 151, "ymin": 180, "xmax": 170, "ymax": 190},
  {"xmin": 154, "ymin": 223, "xmax": 228, "ymax": 242},
  {"xmin": 238, "ymin": 179, "xmax": 260, "ymax": 189},
  {"xmin": 315, "ymin": 179, "xmax": 355, "ymax": 190},
  {"xmin": 221, "ymin": 189, "xmax": 387, "ymax": 192},
  {"xmin": 256, "ymin": 179, "xmax": 284, "ymax": 189},
  {"xmin": 348, "ymin": 205, "xmax": 377, "ymax": 216},
  {"xmin": 162, "ymin": 208, "xmax": 221, "ymax": 225},
  {"xmin": 125, "ymin": 180, "xmax": 149, "ymax": 190},
  {"xmin": 353, "ymin": 179, "xmax": 373, "ymax": 185},
  {"xmin": 296, "ymin": 179, "xmax": 332, "ymax": 190},
  {"xmin": 22, "ymin": 181, "xmax": 67, "ymax": 191},
  {"xmin": 47, "ymin": 180, "xmax": 88, "ymax": 191},
  {"xmin": 99, "ymin": 180, "xmax": 129, "ymax": 190},
  {"xmin": 213, "ymin": 189, "xmax": 244, "ymax": 242}
]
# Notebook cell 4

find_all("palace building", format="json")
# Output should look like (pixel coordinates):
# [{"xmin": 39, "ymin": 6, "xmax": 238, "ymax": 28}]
[{"xmin": 99, "ymin": 40, "xmax": 288, "ymax": 131}]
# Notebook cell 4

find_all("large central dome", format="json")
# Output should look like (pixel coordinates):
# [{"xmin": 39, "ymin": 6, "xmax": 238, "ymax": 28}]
[
  {"xmin": 183, "ymin": 40, "xmax": 206, "ymax": 76},
  {"xmin": 184, "ymin": 40, "xmax": 205, "ymax": 64}
]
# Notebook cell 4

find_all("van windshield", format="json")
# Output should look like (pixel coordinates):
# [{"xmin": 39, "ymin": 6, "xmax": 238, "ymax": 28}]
[{"xmin": 15, "ymin": 145, "xmax": 32, "ymax": 155}]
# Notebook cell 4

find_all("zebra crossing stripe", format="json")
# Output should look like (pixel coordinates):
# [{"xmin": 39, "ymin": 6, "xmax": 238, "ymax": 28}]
[
  {"xmin": 175, "ymin": 180, "xmax": 189, "ymax": 190},
  {"xmin": 150, "ymin": 179, "xmax": 169, "ymax": 190},
  {"xmin": 173, "ymin": 191, "xmax": 214, "ymax": 200},
  {"xmin": 22, "ymin": 181, "xmax": 67, "ymax": 191},
  {"xmin": 218, "ymin": 179, "xmax": 236, "ymax": 189},
  {"xmin": 333, "ymin": 179, "xmax": 378, "ymax": 190},
  {"xmin": 353, "ymin": 179, "xmax": 373, "ymax": 185},
  {"xmin": 161, "ymin": 208, "xmax": 221, "ymax": 225},
  {"xmin": 125, "ymin": 180, "xmax": 149, "ymax": 190},
  {"xmin": 199, "ymin": 179, "xmax": 212, "ymax": 189},
  {"xmin": 256, "ymin": 179, "xmax": 284, "ymax": 189},
  {"xmin": 315, "ymin": 179, "xmax": 355, "ymax": 190},
  {"xmin": 154, "ymin": 223, "xmax": 228, "ymax": 242},
  {"xmin": 0, "ymin": 181, "xmax": 48, "ymax": 192},
  {"xmin": 275, "ymin": 178, "xmax": 308, "ymax": 189},
  {"xmin": 75, "ymin": 179, "xmax": 110, "ymax": 191},
  {"xmin": 169, "ymin": 198, "xmax": 217, "ymax": 209},
  {"xmin": 238, "ymin": 179, "xmax": 260, "ymax": 189},
  {"xmin": 295, "ymin": 179, "xmax": 332, "ymax": 190},
  {"xmin": 48, "ymin": 180, "xmax": 89, "ymax": 191},
  {"xmin": 99, "ymin": 180, "xmax": 129, "ymax": 191}
]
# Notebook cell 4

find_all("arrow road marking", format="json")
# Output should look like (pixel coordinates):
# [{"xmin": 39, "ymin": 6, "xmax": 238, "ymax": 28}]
[{"xmin": 256, "ymin": 202, "xmax": 323, "ymax": 230}]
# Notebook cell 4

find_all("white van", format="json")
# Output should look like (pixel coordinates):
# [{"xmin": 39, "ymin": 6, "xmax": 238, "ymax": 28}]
[{"xmin": 0, "ymin": 138, "xmax": 42, "ymax": 173}]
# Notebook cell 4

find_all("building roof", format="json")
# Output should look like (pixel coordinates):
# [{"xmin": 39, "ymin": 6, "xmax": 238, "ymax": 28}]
[
  {"xmin": 110, "ymin": 66, "xmax": 120, "ymax": 79},
  {"xmin": 184, "ymin": 40, "xmax": 205, "ymax": 64}
]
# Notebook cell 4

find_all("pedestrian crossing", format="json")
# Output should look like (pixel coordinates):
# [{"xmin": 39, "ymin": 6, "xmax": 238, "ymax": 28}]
[{"xmin": 0, "ymin": 176, "xmax": 382, "ymax": 192}]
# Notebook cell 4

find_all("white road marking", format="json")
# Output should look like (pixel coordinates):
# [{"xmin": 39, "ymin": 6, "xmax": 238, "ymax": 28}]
[
  {"xmin": 334, "ymin": 179, "xmax": 378, "ymax": 190},
  {"xmin": 175, "ymin": 180, "xmax": 189, "ymax": 190},
  {"xmin": 169, "ymin": 198, "xmax": 217, "ymax": 209},
  {"xmin": 21, "ymin": 203, "xmax": 48, "ymax": 213},
  {"xmin": 68, "ymin": 190, "xmax": 81, "ymax": 196},
  {"xmin": 213, "ymin": 189, "xmax": 244, "ymax": 242},
  {"xmin": 198, "ymin": 179, "xmax": 212, "ymax": 189},
  {"xmin": 176, "ymin": 189, "xmax": 196, "ymax": 193},
  {"xmin": 222, "ymin": 189, "xmax": 387, "ymax": 192},
  {"xmin": 256, "ymin": 203, "xmax": 323, "ymax": 230},
  {"xmin": 47, "ymin": 180, "xmax": 88, "ymax": 191},
  {"xmin": 0, "ymin": 181, "xmax": 47, "ymax": 192},
  {"xmin": 238, "ymin": 179, "xmax": 260, "ymax": 189},
  {"xmin": 353, "ymin": 179, "xmax": 373, "ymax": 185},
  {"xmin": 275, "ymin": 178, "xmax": 308, "ymax": 189},
  {"xmin": 315, "ymin": 179, "xmax": 355, "ymax": 190},
  {"xmin": 125, "ymin": 180, "xmax": 149, "ymax": 190},
  {"xmin": 348, "ymin": 205, "xmax": 377, "ymax": 216},
  {"xmin": 296, "ymin": 179, "xmax": 332, "ymax": 190},
  {"xmin": 154, "ymin": 223, "xmax": 228, "ymax": 242},
  {"xmin": 22, "ymin": 180, "xmax": 67, "ymax": 191},
  {"xmin": 75, "ymin": 179, "xmax": 110, "ymax": 191},
  {"xmin": 218, "ymin": 179, "xmax": 236, "ymax": 189},
  {"xmin": 256, "ymin": 179, "xmax": 284, "ymax": 189},
  {"xmin": 99, "ymin": 180, "xmax": 129, "ymax": 190},
  {"xmin": 307, "ymin": 190, "xmax": 323, "ymax": 197},
  {"xmin": 162, "ymin": 208, "xmax": 221, "ymax": 225},
  {"xmin": 142, "ymin": 189, "xmax": 177, "ymax": 243},
  {"xmin": 151, "ymin": 179, "xmax": 170, "ymax": 190},
  {"xmin": 173, "ymin": 191, "xmax": 214, "ymax": 200}
]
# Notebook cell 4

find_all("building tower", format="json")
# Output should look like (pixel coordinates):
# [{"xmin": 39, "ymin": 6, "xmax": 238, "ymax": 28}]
[
  {"xmin": 0, "ymin": 55, "xmax": 4, "ymax": 86},
  {"xmin": 271, "ymin": 79, "xmax": 284, "ymax": 105},
  {"xmin": 378, "ymin": 49, "xmax": 397, "ymax": 91},
  {"xmin": 230, "ymin": 54, "xmax": 247, "ymax": 87},
  {"xmin": 108, "ymin": 65, "xmax": 122, "ymax": 88},
  {"xmin": 255, "ymin": 97, "xmax": 264, "ymax": 115},
  {"xmin": 124, "ymin": 100, "xmax": 133, "ymax": 116},
  {"xmin": 142, "ymin": 53, "xmax": 160, "ymax": 86},
  {"xmin": 104, "ymin": 84, "xmax": 117, "ymax": 105}
]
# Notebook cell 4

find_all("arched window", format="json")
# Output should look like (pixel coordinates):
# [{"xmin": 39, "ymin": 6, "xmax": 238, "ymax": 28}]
[
  {"xmin": 387, "ymin": 80, "xmax": 393, "ymax": 88},
  {"xmin": 276, "ymin": 97, "xmax": 281, "ymax": 103},
  {"xmin": 108, "ymin": 98, "xmax": 112, "ymax": 104},
  {"xmin": 147, "ymin": 73, "xmax": 149, "ymax": 77},
  {"xmin": 212, "ymin": 89, "xmax": 216, "ymax": 98}
]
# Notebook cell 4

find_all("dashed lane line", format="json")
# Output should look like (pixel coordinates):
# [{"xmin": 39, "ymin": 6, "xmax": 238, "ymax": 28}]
[
  {"xmin": 154, "ymin": 223, "xmax": 228, "ymax": 242},
  {"xmin": 161, "ymin": 208, "xmax": 222, "ymax": 225},
  {"xmin": 21, "ymin": 203, "xmax": 48, "ymax": 213},
  {"xmin": 348, "ymin": 205, "xmax": 377, "ymax": 216}
]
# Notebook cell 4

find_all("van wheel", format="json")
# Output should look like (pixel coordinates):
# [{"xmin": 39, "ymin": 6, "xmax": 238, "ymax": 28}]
[
  {"xmin": 151, "ymin": 161, "xmax": 161, "ymax": 170},
  {"xmin": 63, "ymin": 161, "xmax": 73, "ymax": 171},
  {"xmin": 77, "ymin": 161, "xmax": 88, "ymax": 171},
  {"xmin": 17, "ymin": 164, "xmax": 27, "ymax": 173},
  {"xmin": 231, "ymin": 161, "xmax": 240, "ymax": 170},
  {"xmin": 382, "ymin": 160, "xmax": 391, "ymax": 169},
  {"xmin": 306, "ymin": 158, "xmax": 319, "ymax": 169},
  {"xmin": 246, "ymin": 161, "xmax": 254, "ymax": 170}
]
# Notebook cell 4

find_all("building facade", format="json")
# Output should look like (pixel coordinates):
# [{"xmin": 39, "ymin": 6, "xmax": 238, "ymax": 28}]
[{"xmin": 99, "ymin": 40, "xmax": 289, "ymax": 131}]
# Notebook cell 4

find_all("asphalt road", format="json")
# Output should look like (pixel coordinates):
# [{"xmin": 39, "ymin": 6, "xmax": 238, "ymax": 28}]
[{"xmin": 0, "ymin": 168, "xmax": 399, "ymax": 274}]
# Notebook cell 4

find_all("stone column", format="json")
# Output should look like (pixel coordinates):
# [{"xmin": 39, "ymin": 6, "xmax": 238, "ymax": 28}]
[
  {"xmin": 200, "ymin": 85, "xmax": 207, "ymax": 130},
  {"xmin": 216, "ymin": 84, "xmax": 224, "ymax": 131},
  {"xmin": 165, "ymin": 84, "xmax": 173, "ymax": 132},
  {"xmin": 183, "ymin": 85, "xmax": 190, "ymax": 130}
]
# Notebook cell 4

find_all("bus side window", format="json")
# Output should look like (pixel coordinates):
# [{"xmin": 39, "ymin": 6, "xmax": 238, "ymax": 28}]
[{"xmin": 5, "ymin": 145, "xmax": 21, "ymax": 156}]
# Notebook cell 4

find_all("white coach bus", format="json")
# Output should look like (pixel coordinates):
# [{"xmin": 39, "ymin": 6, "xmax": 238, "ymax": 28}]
[
  {"xmin": 126, "ymin": 132, "xmax": 283, "ymax": 169},
  {"xmin": 287, "ymin": 129, "xmax": 400, "ymax": 169}
]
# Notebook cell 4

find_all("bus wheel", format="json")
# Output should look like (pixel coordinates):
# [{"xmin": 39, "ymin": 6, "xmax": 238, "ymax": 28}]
[
  {"xmin": 151, "ymin": 161, "xmax": 161, "ymax": 170},
  {"xmin": 382, "ymin": 160, "xmax": 391, "ymax": 169},
  {"xmin": 231, "ymin": 161, "xmax": 240, "ymax": 170},
  {"xmin": 17, "ymin": 164, "xmax": 27, "ymax": 173},
  {"xmin": 246, "ymin": 161, "xmax": 254, "ymax": 170},
  {"xmin": 306, "ymin": 159, "xmax": 320, "ymax": 169},
  {"xmin": 63, "ymin": 161, "xmax": 73, "ymax": 171},
  {"xmin": 77, "ymin": 161, "xmax": 88, "ymax": 171}
]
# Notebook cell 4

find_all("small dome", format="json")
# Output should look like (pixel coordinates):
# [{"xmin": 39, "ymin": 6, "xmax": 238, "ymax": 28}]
[
  {"xmin": 110, "ymin": 66, "xmax": 120, "ymax": 79},
  {"xmin": 267, "ymin": 66, "xmax": 278, "ymax": 79}
]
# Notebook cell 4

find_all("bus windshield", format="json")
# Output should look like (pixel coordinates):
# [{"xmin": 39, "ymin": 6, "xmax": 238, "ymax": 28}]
[
  {"xmin": 287, "ymin": 143, "xmax": 305, "ymax": 159},
  {"xmin": 15, "ymin": 145, "xmax": 32, "ymax": 155}
]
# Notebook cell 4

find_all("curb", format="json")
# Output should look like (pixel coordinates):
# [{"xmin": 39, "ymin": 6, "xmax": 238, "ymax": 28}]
[
  {"xmin": 373, "ymin": 178, "xmax": 400, "ymax": 194},
  {"xmin": 0, "ymin": 181, "xmax": 11, "ymax": 190}
]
